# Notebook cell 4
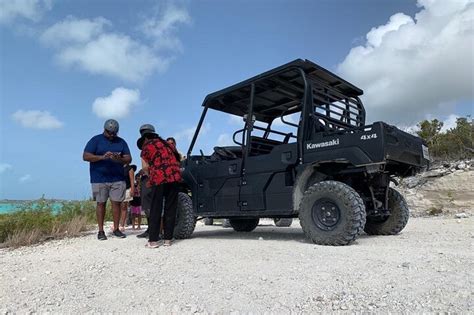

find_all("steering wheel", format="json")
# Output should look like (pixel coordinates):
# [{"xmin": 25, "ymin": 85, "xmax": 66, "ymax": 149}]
[{"xmin": 213, "ymin": 146, "xmax": 238, "ymax": 160}]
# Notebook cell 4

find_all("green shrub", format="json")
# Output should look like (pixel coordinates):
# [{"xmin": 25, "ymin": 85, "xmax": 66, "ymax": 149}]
[
  {"xmin": 417, "ymin": 116, "xmax": 474, "ymax": 160},
  {"xmin": 427, "ymin": 206, "xmax": 443, "ymax": 216},
  {"xmin": 0, "ymin": 199, "xmax": 100, "ymax": 247}
]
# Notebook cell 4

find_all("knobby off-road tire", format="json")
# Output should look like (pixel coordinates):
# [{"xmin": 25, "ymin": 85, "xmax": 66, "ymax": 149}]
[
  {"xmin": 274, "ymin": 218, "xmax": 293, "ymax": 227},
  {"xmin": 229, "ymin": 218, "xmax": 259, "ymax": 232},
  {"xmin": 299, "ymin": 181, "xmax": 366, "ymax": 246},
  {"xmin": 364, "ymin": 188, "xmax": 409, "ymax": 235},
  {"xmin": 173, "ymin": 193, "xmax": 196, "ymax": 239},
  {"xmin": 204, "ymin": 218, "xmax": 214, "ymax": 225}
]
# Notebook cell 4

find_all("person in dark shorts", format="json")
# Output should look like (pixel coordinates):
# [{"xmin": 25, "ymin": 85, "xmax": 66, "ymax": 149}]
[
  {"xmin": 130, "ymin": 176, "xmax": 142, "ymax": 229},
  {"xmin": 119, "ymin": 164, "xmax": 137, "ymax": 231},
  {"xmin": 137, "ymin": 125, "xmax": 182, "ymax": 248},
  {"xmin": 83, "ymin": 119, "xmax": 132, "ymax": 240},
  {"xmin": 136, "ymin": 168, "xmax": 152, "ymax": 239}
]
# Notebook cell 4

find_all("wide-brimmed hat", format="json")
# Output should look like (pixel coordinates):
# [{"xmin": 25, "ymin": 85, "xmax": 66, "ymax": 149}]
[{"xmin": 137, "ymin": 130, "xmax": 159, "ymax": 150}]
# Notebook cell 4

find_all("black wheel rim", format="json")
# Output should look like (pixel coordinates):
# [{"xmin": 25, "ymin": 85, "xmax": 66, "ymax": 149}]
[{"xmin": 311, "ymin": 198, "xmax": 341, "ymax": 231}]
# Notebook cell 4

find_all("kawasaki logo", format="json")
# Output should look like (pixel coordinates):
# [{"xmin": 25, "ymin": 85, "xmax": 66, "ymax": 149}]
[{"xmin": 306, "ymin": 139, "xmax": 340, "ymax": 150}]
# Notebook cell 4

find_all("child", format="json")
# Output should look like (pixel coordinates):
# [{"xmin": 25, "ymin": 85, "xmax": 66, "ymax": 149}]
[{"xmin": 130, "ymin": 178, "xmax": 142, "ymax": 230}]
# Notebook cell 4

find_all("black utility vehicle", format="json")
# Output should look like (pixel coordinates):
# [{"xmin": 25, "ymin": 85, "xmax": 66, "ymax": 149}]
[{"xmin": 179, "ymin": 59, "xmax": 429, "ymax": 245}]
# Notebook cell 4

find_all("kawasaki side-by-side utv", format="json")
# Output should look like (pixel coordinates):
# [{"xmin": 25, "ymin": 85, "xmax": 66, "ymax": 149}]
[{"xmin": 175, "ymin": 59, "xmax": 429, "ymax": 246}]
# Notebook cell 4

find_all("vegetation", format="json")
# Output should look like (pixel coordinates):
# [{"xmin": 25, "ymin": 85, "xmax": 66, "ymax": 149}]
[
  {"xmin": 0, "ymin": 199, "xmax": 113, "ymax": 248},
  {"xmin": 416, "ymin": 116, "xmax": 474, "ymax": 160},
  {"xmin": 427, "ymin": 205, "xmax": 443, "ymax": 216}
]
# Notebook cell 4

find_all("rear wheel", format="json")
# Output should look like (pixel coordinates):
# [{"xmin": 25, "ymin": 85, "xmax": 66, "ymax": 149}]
[
  {"xmin": 299, "ymin": 181, "xmax": 366, "ymax": 246},
  {"xmin": 229, "ymin": 218, "xmax": 259, "ymax": 232},
  {"xmin": 173, "ymin": 193, "xmax": 196, "ymax": 239},
  {"xmin": 364, "ymin": 188, "xmax": 409, "ymax": 235},
  {"xmin": 274, "ymin": 218, "xmax": 293, "ymax": 227},
  {"xmin": 222, "ymin": 219, "xmax": 231, "ymax": 228}
]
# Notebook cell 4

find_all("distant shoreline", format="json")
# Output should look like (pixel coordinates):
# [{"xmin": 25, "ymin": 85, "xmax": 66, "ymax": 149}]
[{"xmin": 0, "ymin": 199, "xmax": 82, "ymax": 203}]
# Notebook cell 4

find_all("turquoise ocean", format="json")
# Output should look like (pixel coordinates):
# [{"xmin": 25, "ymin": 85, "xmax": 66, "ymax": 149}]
[{"xmin": 0, "ymin": 202, "xmax": 63, "ymax": 214}]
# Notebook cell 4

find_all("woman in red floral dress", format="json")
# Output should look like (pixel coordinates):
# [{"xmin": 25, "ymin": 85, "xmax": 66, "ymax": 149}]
[{"xmin": 137, "ymin": 128, "xmax": 182, "ymax": 248}]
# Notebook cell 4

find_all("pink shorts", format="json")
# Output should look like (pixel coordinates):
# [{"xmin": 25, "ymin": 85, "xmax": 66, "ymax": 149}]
[{"xmin": 131, "ymin": 206, "xmax": 141, "ymax": 215}]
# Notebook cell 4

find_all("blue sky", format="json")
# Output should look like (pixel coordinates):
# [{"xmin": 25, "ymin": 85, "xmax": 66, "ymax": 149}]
[{"xmin": 0, "ymin": 0, "xmax": 472, "ymax": 200}]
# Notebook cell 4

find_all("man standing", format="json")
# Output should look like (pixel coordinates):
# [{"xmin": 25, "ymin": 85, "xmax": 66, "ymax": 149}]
[{"xmin": 83, "ymin": 119, "xmax": 132, "ymax": 240}]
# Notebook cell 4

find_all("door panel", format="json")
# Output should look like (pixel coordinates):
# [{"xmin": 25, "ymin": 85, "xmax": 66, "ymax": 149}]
[
  {"xmin": 240, "ymin": 143, "xmax": 297, "ymax": 211},
  {"xmin": 194, "ymin": 159, "xmax": 242, "ymax": 214}
]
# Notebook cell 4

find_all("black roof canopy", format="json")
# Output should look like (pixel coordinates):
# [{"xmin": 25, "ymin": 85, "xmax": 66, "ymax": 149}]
[{"xmin": 203, "ymin": 59, "xmax": 364, "ymax": 123}]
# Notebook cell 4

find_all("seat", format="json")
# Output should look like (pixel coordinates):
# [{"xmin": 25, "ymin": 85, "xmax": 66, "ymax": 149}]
[{"xmin": 249, "ymin": 136, "xmax": 282, "ymax": 156}]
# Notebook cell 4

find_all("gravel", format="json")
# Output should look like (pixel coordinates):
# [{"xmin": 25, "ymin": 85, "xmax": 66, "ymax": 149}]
[{"xmin": 1, "ymin": 217, "xmax": 473, "ymax": 313}]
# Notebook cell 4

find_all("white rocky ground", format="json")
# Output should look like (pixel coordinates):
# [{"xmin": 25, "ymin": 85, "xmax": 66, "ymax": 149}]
[{"xmin": 1, "ymin": 217, "xmax": 473, "ymax": 314}]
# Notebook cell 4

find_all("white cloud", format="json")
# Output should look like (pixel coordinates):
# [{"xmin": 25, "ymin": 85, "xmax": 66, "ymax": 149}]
[
  {"xmin": 229, "ymin": 115, "xmax": 244, "ymax": 125},
  {"xmin": 174, "ymin": 123, "xmax": 210, "ymax": 142},
  {"xmin": 217, "ymin": 133, "xmax": 233, "ymax": 147},
  {"xmin": 440, "ymin": 114, "xmax": 459, "ymax": 132},
  {"xmin": 19, "ymin": 174, "xmax": 32, "ymax": 183},
  {"xmin": 12, "ymin": 110, "xmax": 64, "ymax": 129},
  {"xmin": 272, "ymin": 113, "xmax": 299, "ymax": 127},
  {"xmin": 92, "ymin": 87, "xmax": 141, "ymax": 119},
  {"xmin": 399, "ymin": 124, "xmax": 419, "ymax": 136},
  {"xmin": 57, "ymin": 33, "xmax": 167, "ymax": 82},
  {"xmin": 0, "ymin": 0, "xmax": 52, "ymax": 24},
  {"xmin": 40, "ymin": 16, "xmax": 110, "ymax": 46},
  {"xmin": 40, "ymin": 5, "xmax": 190, "ymax": 82},
  {"xmin": 337, "ymin": 0, "xmax": 474, "ymax": 125},
  {"xmin": 0, "ymin": 163, "xmax": 12, "ymax": 174},
  {"xmin": 139, "ymin": 3, "xmax": 191, "ymax": 51}
]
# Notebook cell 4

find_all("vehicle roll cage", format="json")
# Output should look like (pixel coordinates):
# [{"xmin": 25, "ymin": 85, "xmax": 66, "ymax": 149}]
[{"xmin": 187, "ymin": 59, "xmax": 366, "ymax": 161}]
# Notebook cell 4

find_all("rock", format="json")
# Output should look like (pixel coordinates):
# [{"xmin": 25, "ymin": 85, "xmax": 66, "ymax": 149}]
[
  {"xmin": 258, "ymin": 237, "xmax": 264, "ymax": 240},
  {"xmin": 454, "ymin": 213, "xmax": 468, "ymax": 219},
  {"xmin": 402, "ymin": 262, "xmax": 410, "ymax": 268},
  {"xmin": 171, "ymin": 305, "xmax": 180, "ymax": 313},
  {"xmin": 422, "ymin": 169, "xmax": 450, "ymax": 178},
  {"xmin": 404, "ymin": 176, "xmax": 427, "ymax": 188},
  {"xmin": 456, "ymin": 162, "xmax": 467, "ymax": 170}
]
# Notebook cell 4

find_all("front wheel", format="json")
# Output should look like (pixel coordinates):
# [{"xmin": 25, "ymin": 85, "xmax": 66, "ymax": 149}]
[
  {"xmin": 173, "ymin": 193, "xmax": 196, "ymax": 239},
  {"xmin": 299, "ymin": 181, "xmax": 366, "ymax": 246},
  {"xmin": 229, "ymin": 218, "xmax": 259, "ymax": 232},
  {"xmin": 364, "ymin": 188, "xmax": 409, "ymax": 235}
]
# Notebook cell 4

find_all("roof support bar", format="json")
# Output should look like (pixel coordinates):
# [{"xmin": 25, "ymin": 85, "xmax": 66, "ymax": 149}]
[
  {"xmin": 187, "ymin": 101, "xmax": 210, "ymax": 158},
  {"xmin": 242, "ymin": 83, "xmax": 256, "ymax": 174}
]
